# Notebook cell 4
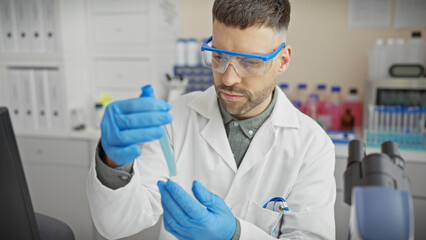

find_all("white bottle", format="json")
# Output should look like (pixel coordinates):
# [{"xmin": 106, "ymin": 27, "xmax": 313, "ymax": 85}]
[
  {"xmin": 395, "ymin": 38, "xmax": 405, "ymax": 64},
  {"xmin": 175, "ymin": 38, "xmax": 186, "ymax": 66},
  {"xmin": 405, "ymin": 31, "xmax": 425, "ymax": 66},
  {"xmin": 186, "ymin": 38, "xmax": 200, "ymax": 66},
  {"xmin": 385, "ymin": 38, "xmax": 396, "ymax": 76},
  {"xmin": 368, "ymin": 38, "xmax": 386, "ymax": 79}
]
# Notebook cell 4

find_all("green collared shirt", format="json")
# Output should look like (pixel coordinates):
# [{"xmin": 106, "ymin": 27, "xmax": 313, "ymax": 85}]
[{"xmin": 218, "ymin": 89, "xmax": 278, "ymax": 168}]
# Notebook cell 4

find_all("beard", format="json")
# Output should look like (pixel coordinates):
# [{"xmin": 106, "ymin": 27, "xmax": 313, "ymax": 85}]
[{"xmin": 215, "ymin": 77, "xmax": 277, "ymax": 117}]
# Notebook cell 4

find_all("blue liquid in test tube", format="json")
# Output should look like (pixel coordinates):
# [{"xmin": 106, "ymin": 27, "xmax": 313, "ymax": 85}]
[{"xmin": 140, "ymin": 85, "xmax": 177, "ymax": 176}]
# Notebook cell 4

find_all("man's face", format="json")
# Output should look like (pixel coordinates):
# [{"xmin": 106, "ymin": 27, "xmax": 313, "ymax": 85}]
[{"xmin": 212, "ymin": 21, "xmax": 291, "ymax": 120}]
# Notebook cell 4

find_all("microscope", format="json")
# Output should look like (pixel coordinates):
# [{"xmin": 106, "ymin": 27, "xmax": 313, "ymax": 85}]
[{"xmin": 344, "ymin": 140, "xmax": 414, "ymax": 240}]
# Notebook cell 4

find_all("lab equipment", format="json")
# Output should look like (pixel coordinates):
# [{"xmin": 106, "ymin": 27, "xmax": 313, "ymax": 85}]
[
  {"xmin": 368, "ymin": 32, "xmax": 426, "ymax": 79},
  {"xmin": 0, "ymin": 107, "xmax": 75, "ymax": 239},
  {"xmin": 262, "ymin": 197, "xmax": 288, "ymax": 237},
  {"xmin": 344, "ymin": 140, "xmax": 414, "ymax": 240},
  {"xmin": 100, "ymin": 90, "xmax": 172, "ymax": 166},
  {"xmin": 201, "ymin": 36, "xmax": 286, "ymax": 77},
  {"xmin": 141, "ymin": 85, "xmax": 176, "ymax": 176},
  {"xmin": 158, "ymin": 180, "xmax": 236, "ymax": 240},
  {"xmin": 0, "ymin": 107, "xmax": 40, "ymax": 239},
  {"xmin": 363, "ymin": 78, "xmax": 426, "ymax": 150},
  {"xmin": 263, "ymin": 197, "xmax": 289, "ymax": 212}
]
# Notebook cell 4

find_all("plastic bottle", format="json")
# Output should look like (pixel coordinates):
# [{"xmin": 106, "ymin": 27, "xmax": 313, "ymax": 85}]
[
  {"xmin": 315, "ymin": 84, "xmax": 331, "ymax": 130},
  {"xmin": 405, "ymin": 31, "xmax": 425, "ymax": 66},
  {"xmin": 368, "ymin": 38, "xmax": 386, "ymax": 79},
  {"xmin": 394, "ymin": 38, "xmax": 405, "ymax": 64},
  {"xmin": 328, "ymin": 86, "xmax": 343, "ymax": 130},
  {"xmin": 292, "ymin": 83, "xmax": 308, "ymax": 113},
  {"xmin": 344, "ymin": 88, "xmax": 363, "ymax": 129},
  {"xmin": 94, "ymin": 103, "xmax": 104, "ymax": 129},
  {"xmin": 175, "ymin": 38, "xmax": 186, "ymax": 66},
  {"xmin": 315, "ymin": 84, "xmax": 327, "ymax": 114},
  {"xmin": 186, "ymin": 38, "xmax": 200, "ymax": 66},
  {"xmin": 306, "ymin": 94, "xmax": 319, "ymax": 121},
  {"xmin": 385, "ymin": 38, "xmax": 395, "ymax": 76}
]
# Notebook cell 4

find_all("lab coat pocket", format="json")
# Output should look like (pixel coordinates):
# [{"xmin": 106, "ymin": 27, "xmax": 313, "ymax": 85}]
[{"xmin": 245, "ymin": 200, "xmax": 283, "ymax": 237}]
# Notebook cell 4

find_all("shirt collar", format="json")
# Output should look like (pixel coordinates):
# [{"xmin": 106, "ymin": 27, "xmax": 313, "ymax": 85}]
[{"xmin": 218, "ymin": 88, "xmax": 278, "ymax": 138}]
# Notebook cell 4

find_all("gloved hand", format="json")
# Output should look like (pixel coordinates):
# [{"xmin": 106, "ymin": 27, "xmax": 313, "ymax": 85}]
[
  {"xmin": 158, "ymin": 180, "xmax": 237, "ymax": 240},
  {"xmin": 100, "ymin": 85, "xmax": 172, "ymax": 166}
]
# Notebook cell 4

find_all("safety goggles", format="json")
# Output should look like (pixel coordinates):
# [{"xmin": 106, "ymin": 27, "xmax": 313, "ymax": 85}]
[{"xmin": 201, "ymin": 36, "xmax": 286, "ymax": 77}]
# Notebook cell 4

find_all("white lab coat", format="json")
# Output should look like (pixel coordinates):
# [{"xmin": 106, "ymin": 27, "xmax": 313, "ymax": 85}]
[{"xmin": 87, "ymin": 86, "xmax": 336, "ymax": 240}]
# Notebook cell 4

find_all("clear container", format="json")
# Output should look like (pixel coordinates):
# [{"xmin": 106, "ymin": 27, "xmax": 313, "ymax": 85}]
[
  {"xmin": 395, "ymin": 38, "xmax": 405, "ymax": 64},
  {"xmin": 368, "ymin": 38, "xmax": 386, "ymax": 79},
  {"xmin": 385, "ymin": 38, "xmax": 395, "ymax": 76},
  {"xmin": 306, "ymin": 93, "xmax": 319, "ymax": 120}
]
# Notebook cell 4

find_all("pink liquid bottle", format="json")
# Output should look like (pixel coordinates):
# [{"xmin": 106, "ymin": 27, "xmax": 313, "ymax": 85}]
[
  {"xmin": 344, "ymin": 88, "xmax": 363, "ymax": 129},
  {"xmin": 328, "ymin": 86, "xmax": 343, "ymax": 130},
  {"xmin": 316, "ymin": 84, "xmax": 327, "ymax": 115}
]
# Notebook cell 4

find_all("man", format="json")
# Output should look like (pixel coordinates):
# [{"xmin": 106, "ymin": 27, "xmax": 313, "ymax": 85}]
[{"xmin": 87, "ymin": 0, "xmax": 336, "ymax": 239}]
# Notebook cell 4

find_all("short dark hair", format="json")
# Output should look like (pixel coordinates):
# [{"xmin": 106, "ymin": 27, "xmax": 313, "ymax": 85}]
[{"xmin": 212, "ymin": 0, "xmax": 291, "ymax": 33}]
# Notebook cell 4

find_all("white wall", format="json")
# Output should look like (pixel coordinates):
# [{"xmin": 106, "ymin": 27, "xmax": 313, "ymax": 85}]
[{"xmin": 179, "ymin": 0, "xmax": 426, "ymax": 100}]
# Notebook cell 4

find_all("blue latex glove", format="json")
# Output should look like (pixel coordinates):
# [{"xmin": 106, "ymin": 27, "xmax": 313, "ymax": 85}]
[
  {"xmin": 100, "ymin": 85, "xmax": 172, "ymax": 166},
  {"xmin": 158, "ymin": 180, "xmax": 237, "ymax": 240}
]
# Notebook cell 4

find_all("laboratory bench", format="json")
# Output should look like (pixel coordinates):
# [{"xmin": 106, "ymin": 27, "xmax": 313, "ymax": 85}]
[{"xmin": 13, "ymin": 130, "xmax": 426, "ymax": 240}]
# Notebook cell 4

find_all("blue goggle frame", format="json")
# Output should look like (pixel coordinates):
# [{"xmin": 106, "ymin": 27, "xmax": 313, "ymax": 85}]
[{"xmin": 201, "ymin": 36, "xmax": 286, "ymax": 61}]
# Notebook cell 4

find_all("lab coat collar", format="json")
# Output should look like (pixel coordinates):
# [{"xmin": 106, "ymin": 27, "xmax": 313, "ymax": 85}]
[
  {"xmin": 270, "ymin": 85, "xmax": 300, "ymax": 129},
  {"xmin": 189, "ymin": 87, "xmax": 237, "ymax": 172},
  {"xmin": 187, "ymin": 85, "xmax": 300, "ymax": 175}
]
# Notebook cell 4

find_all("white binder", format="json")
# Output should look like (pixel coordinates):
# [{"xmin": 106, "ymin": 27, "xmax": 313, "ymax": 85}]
[
  {"xmin": 34, "ymin": 69, "xmax": 50, "ymax": 129},
  {"xmin": 14, "ymin": 0, "xmax": 31, "ymax": 52},
  {"xmin": 45, "ymin": 69, "xmax": 62, "ymax": 129},
  {"xmin": 41, "ymin": 0, "xmax": 56, "ymax": 52},
  {"xmin": 29, "ymin": 0, "xmax": 44, "ymax": 52},
  {"xmin": 20, "ymin": 69, "xmax": 38, "ymax": 129},
  {"xmin": 0, "ymin": 0, "xmax": 17, "ymax": 51},
  {"xmin": 6, "ymin": 69, "xmax": 23, "ymax": 129}
]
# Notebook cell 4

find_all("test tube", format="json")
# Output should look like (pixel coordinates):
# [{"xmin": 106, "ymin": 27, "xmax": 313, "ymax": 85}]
[
  {"xmin": 395, "ymin": 106, "xmax": 402, "ymax": 134},
  {"xmin": 379, "ymin": 106, "xmax": 386, "ymax": 144},
  {"xmin": 373, "ymin": 106, "xmax": 380, "ymax": 145},
  {"xmin": 366, "ymin": 105, "xmax": 375, "ymax": 145},
  {"xmin": 390, "ymin": 106, "xmax": 396, "ymax": 141},
  {"xmin": 384, "ymin": 106, "xmax": 391, "ymax": 140},
  {"xmin": 140, "ymin": 85, "xmax": 177, "ymax": 177}
]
